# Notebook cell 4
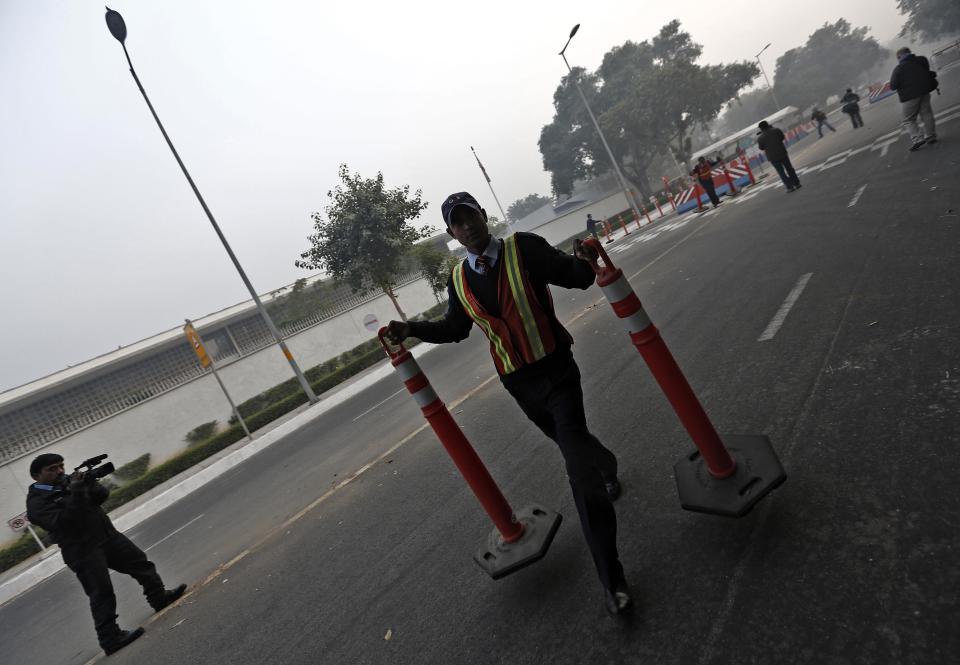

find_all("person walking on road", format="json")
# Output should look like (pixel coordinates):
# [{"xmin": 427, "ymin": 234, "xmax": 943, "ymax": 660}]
[
  {"xmin": 690, "ymin": 156, "xmax": 721, "ymax": 208},
  {"xmin": 26, "ymin": 453, "xmax": 187, "ymax": 656},
  {"xmin": 890, "ymin": 47, "xmax": 939, "ymax": 151},
  {"xmin": 757, "ymin": 120, "xmax": 802, "ymax": 193},
  {"xmin": 811, "ymin": 107, "xmax": 836, "ymax": 138},
  {"xmin": 841, "ymin": 88, "xmax": 864, "ymax": 129},
  {"xmin": 385, "ymin": 192, "xmax": 633, "ymax": 617},
  {"xmin": 585, "ymin": 213, "xmax": 599, "ymax": 242}
]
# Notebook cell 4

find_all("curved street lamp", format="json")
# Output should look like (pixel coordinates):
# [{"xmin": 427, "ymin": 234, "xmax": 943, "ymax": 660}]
[
  {"xmin": 558, "ymin": 24, "xmax": 642, "ymax": 223},
  {"xmin": 104, "ymin": 8, "xmax": 318, "ymax": 404}
]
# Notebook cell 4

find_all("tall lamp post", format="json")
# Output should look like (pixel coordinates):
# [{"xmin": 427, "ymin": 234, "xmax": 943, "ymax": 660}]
[
  {"xmin": 104, "ymin": 8, "xmax": 318, "ymax": 404},
  {"xmin": 559, "ymin": 24, "xmax": 642, "ymax": 223},
  {"xmin": 754, "ymin": 43, "xmax": 782, "ymax": 113}
]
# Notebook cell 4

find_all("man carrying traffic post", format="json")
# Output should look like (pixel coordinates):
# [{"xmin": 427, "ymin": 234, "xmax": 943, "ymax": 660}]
[
  {"xmin": 26, "ymin": 453, "xmax": 187, "ymax": 655},
  {"xmin": 690, "ymin": 156, "xmax": 721, "ymax": 208},
  {"xmin": 385, "ymin": 192, "xmax": 632, "ymax": 616}
]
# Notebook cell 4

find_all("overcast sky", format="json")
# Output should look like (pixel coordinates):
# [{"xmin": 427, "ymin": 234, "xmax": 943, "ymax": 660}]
[{"xmin": 0, "ymin": 0, "xmax": 908, "ymax": 391}]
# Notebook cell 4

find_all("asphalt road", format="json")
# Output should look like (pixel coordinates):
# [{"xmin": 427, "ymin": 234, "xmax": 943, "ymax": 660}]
[{"xmin": 4, "ymin": 72, "xmax": 958, "ymax": 665}]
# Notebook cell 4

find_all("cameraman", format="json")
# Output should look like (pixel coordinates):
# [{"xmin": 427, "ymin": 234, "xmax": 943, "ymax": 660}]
[{"xmin": 26, "ymin": 453, "xmax": 186, "ymax": 656}]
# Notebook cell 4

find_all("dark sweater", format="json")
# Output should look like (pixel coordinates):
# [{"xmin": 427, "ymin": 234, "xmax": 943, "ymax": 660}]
[
  {"xmin": 890, "ymin": 55, "xmax": 932, "ymax": 102},
  {"xmin": 407, "ymin": 232, "xmax": 595, "ymax": 387},
  {"xmin": 26, "ymin": 479, "xmax": 117, "ymax": 564},
  {"xmin": 757, "ymin": 127, "xmax": 788, "ymax": 161}
]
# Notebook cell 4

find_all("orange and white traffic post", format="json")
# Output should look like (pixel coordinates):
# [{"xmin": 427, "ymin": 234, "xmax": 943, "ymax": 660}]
[
  {"xmin": 580, "ymin": 240, "xmax": 786, "ymax": 516},
  {"xmin": 640, "ymin": 203, "xmax": 652, "ymax": 225},
  {"xmin": 720, "ymin": 161, "xmax": 738, "ymax": 195},
  {"xmin": 650, "ymin": 196, "xmax": 664, "ymax": 218},
  {"xmin": 378, "ymin": 331, "xmax": 562, "ymax": 578},
  {"xmin": 618, "ymin": 214, "xmax": 630, "ymax": 235},
  {"xmin": 662, "ymin": 176, "xmax": 677, "ymax": 211}
]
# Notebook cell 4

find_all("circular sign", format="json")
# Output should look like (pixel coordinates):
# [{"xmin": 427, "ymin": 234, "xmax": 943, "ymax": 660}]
[{"xmin": 362, "ymin": 313, "xmax": 380, "ymax": 332}]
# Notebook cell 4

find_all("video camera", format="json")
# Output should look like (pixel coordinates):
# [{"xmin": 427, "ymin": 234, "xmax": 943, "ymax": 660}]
[{"xmin": 74, "ymin": 454, "xmax": 115, "ymax": 482}]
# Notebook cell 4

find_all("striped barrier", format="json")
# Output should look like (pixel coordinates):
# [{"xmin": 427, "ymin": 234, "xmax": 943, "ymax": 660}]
[
  {"xmin": 378, "ymin": 329, "xmax": 562, "ymax": 579},
  {"xmin": 581, "ymin": 240, "xmax": 787, "ymax": 516},
  {"xmin": 868, "ymin": 81, "xmax": 896, "ymax": 104},
  {"xmin": 675, "ymin": 160, "xmax": 754, "ymax": 213}
]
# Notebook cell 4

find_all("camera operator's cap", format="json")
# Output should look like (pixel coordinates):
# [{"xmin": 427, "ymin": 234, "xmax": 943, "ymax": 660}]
[
  {"xmin": 758, "ymin": 120, "xmax": 770, "ymax": 130},
  {"xmin": 30, "ymin": 453, "xmax": 63, "ymax": 477},
  {"xmin": 441, "ymin": 191, "xmax": 482, "ymax": 228}
]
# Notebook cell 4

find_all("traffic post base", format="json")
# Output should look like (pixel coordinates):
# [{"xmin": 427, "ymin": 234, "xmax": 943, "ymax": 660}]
[
  {"xmin": 673, "ymin": 434, "xmax": 786, "ymax": 517},
  {"xmin": 474, "ymin": 505, "xmax": 563, "ymax": 580}
]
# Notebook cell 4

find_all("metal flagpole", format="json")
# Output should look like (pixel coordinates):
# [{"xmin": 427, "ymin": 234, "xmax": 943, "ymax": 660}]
[{"xmin": 470, "ymin": 146, "xmax": 511, "ymax": 225}]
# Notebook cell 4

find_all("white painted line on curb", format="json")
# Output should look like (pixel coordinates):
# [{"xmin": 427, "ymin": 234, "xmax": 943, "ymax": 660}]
[
  {"xmin": 145, "ymin": 514, "xmax": 204, "ymax": 551},
  {"xmin": 758, "ymin": 273, "xmax": 813, "ymax": 342},
  {"xmin": 847, "ymin": 184, "xmax": 867, "ymax": 208},
  {"xmin": 352, "ymin": 389, "xmax": 403, "ymax": 422}
]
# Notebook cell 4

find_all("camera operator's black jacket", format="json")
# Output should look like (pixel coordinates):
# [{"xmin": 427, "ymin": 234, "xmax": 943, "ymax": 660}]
[{"xmin": 26, "ymin": 480, "xmax": 118, "ymax": 564}]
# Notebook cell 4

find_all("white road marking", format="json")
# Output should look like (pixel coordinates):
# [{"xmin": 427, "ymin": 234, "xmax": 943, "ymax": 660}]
[
  {"xmin": 758, "ymin": 273, "xmax": 813, "ymax": 342},
  {"xmin": 145, "ymin": 514, "xmax": 204, "ymax": 551},
  {"xmin": 351, "ymin": 388, "xmax": 404, "ymax": 422},
  {"xmin": 847, "ymin": 184, "xmax": 867, "ymax": 208}
]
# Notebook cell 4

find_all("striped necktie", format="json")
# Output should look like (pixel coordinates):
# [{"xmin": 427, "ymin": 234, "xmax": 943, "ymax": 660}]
[{"xmin": 475, "ymin": 254, "xmax": 491, "ymax": 275}]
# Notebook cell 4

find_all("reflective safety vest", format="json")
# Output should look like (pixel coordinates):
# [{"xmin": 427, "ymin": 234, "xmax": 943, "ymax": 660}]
[{"xmin": 451, "ymin": 235, "xmax": 558, "ymax": 375}]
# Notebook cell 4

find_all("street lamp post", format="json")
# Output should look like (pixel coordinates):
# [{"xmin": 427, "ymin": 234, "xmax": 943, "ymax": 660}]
[
  {"xmin": 104, "ymin": 8, "xmax": 318, "ymax": 404},
  {"xmin": 754, "ymin": 43, "xmax": 782, "ymax": 113},
  {"xmin": 559, "ymin": 24, "xmax": 643, "ymax": 224}
]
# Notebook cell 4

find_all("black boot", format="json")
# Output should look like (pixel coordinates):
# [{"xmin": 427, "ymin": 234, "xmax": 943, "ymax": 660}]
[
  {"xmin": 103, "ymin": 627, "xmax": 144, "ymax": 655},
  {"xmin": 150, "ymin": 583, "xmax": 187, "ymax": 612}
]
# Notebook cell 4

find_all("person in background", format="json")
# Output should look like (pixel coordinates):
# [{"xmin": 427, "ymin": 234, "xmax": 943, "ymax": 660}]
[
  {"xmin": 890, "ymin": 46, "xmax": 938, "ymax": 151},
  {"xmin": 26, "ymin": 453, "xmax": 187, "ymax": 656},
  {"xmin": 757, "ymin": 120, "xmax": 802, "ymax": 193},
  {"xmin": 841, "ymin": 88, "xmax": 864, "ymax": 129},
  {"xmin": 690, "ymin": 156, "xmax": 721, "ymax": 208},
  {"xmin": 811, "ymin": 107, "xmax": 836, "ymax": 138},
  {"xmin": 585, "ymin": 213, "xmax": 598, "ymax": 241}
]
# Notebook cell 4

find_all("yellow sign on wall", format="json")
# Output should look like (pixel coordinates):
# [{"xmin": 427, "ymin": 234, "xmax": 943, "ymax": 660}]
[{"xmin": 183, "ymin": 322, "xmax": 211, "ymax": 368}]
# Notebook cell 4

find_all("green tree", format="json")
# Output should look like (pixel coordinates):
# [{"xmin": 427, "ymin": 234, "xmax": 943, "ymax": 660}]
[
  {"xmin": 898, "ymin": 0, "xmax": 960, "ymax": 41},
  {"xmin": 411, "ymin": 242, "xmax": 458, "ymax": 302},
  {"xmin": 773, "ymin": 20, "xmax": 889, "ymax": 108},
  {"xmin": 296, "ymin": 164, "xmax": 432, "ymax": 321},
  {"xmin": 507, "ymin": 193, "xmax": 552, "ymax": 222},
  {"xmin": 539, "ymin": 21, "xmax": 757, "ymax": 197}
]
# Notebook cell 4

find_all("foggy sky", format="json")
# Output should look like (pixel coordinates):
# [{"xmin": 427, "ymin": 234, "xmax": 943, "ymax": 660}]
[{"xmin": 0, "ymin": 0, "xmax": 908, "ymax": 391}]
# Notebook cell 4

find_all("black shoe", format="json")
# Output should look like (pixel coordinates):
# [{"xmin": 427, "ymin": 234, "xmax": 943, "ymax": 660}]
[
  {"xmin": 604, "ymin": 477, "xmax": 622, "ymax": 502},
  {"xmin": 604, "ymin": 583, "xmax": 634, "ymax": 616},
  {"xmin": 909, "ymin": 139, "xmax": 926, "ymax": 151},
  {"xmin": 926, "ymin": 137, "xmax": 938, "ymax": 145},
  {"xmin": 103, "ymin": 627, "xmax": 144, "ymax": 655},
  {"xmin": 151, "ymin": 583, "xmax": 187, "ymax": 612},
  {"xmin": 786, "ymin": 187, "xmax": 796, "ymax": 193},
  {"xmin": 794, "ymin": 183, "xmax": 802, "ymax": 189}
]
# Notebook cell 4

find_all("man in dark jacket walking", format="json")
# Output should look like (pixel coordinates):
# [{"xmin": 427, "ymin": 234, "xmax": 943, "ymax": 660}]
[
  {"xmin": 811, "ymin": 108, "xmax": 836, "ymax": 138},
  {"xmin": 26, "ymin": 453, "xmax": 187, "ymax": 655},
  {"xmin": 890, "ymin": 47, "xmax": 938, "ymax": 151},
  {"xmin": 841, "ymin": 88, "xmax": 864, "ymax": 128},
  {"xmin": 757, "ymin": 121, "xmax": 802, "ymax": 192},
  {"xmin": 385, "ymin": 192, "xmax": 632, "ymax": 617}
]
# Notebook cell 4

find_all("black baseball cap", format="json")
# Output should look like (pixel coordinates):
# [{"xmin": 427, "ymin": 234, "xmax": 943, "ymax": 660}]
[{"xmin": 441, "ymin": 192, "xmax": 482, "ymax": 227}]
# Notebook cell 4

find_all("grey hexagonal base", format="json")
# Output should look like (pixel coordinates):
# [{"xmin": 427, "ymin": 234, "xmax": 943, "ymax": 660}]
[
  {"xmin": 474, "ymin": 504, "xmax": 562, "ymax": 580},
  {"xmin": 673, "ymin": 434, "xmax": 786, "ymax": 517}
]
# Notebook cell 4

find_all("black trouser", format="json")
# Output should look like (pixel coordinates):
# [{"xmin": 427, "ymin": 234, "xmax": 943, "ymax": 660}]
[
  {"xmin": 698, "ymin": 178, "xmax": 720, "ymax": 206},
  {"xmin": 850, "ymin": 110, "xmax": 863, "ymax": 128},
  {"xmin": 770, "ymin": 156, "xmax": 800, "ymax": 190},
  {"xmin": 504, "ymin": 358, "xmax": 624, "ymax": 591},
  {"xmin": 67, "ymin": 533, "xmax": 165, "ymax": 646}
]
